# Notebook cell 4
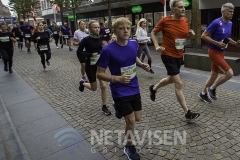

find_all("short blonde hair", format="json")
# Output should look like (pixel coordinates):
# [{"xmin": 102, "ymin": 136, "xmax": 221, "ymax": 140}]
[
  {"xmin": 137, "ymin": 18, "xmax": 148, "ymax": 32},
  {"xmin": 112, "ymin": 17, "xmax": 131, "ymax": 30},
  {"xmin": 88, "ymin": 20, "xmax": 99, "ymax": 29}
]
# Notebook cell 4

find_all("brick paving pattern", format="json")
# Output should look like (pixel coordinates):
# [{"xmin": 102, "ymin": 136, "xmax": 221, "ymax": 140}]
[{"xmin": 12, "ymin": 45, "xmax": 240, "ymax": 160}]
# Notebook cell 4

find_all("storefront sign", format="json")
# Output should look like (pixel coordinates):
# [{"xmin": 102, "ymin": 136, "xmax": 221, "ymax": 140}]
[
  {"xmin": 131, "ymin": 6, "xmax": 142, "ymax": 13},
  {"xmin": 0, "ymin": 17, "xmax": 16, "ymax": 22},
  {"xmin": 68, "ymin": 15, "xmax": 85, "ymax": 19},
  {"xmin": 184, "ymin": 0, "xmax": 190, "ymax": 7},
  {"xmin": 68, "ymin": 15, "xmax": 75, "ymax": 19}
]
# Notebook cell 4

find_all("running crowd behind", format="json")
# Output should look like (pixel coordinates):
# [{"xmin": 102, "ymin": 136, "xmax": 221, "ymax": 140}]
[{"xmin": 0, "ymin": 0, "xmax": 240, "ymax": 160}]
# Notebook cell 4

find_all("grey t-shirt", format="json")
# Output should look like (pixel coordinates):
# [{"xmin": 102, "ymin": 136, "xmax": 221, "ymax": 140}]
[{"xmin": 73, "ymin": 30, "xmax": 88, "ymax": 42}]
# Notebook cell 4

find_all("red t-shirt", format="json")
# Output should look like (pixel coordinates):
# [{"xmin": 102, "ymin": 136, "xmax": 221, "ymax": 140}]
[{"xmin": 154, "ymin": 16, "xmax": 189, "ymax": 58}]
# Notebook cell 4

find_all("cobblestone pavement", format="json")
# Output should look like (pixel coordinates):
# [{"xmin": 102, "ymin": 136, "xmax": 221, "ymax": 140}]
[{"xmin": 12, "ymin": 44, "xmax": 240, "ymax": 160}]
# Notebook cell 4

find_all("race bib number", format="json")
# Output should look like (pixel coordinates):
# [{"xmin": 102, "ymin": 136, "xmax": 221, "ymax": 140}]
[
  {"xmin": 175, "ymin": 39, "xmax": 186, "ymax": 50},
  {"xmin": 105, "ymin": 29, "xmax": 110, "ymax": 34},
  {"xmin": 16, "ymin": 37, "xmax": 19, "ymax": 40},
  {"xmin": 54, "ymin": 31, "xmax": 58, "ymax": 34},
  {"xmin": 0, "ymin": 36, "xmax": 10, "ymax": 42},
  {"xmin": 90, "ymin": 55, "xmax": 100, "ymax": 65},
  {"xmin": 121, "ymin": 63, "xmax": 136, "ymax": 79},
  {"xmin": 39, "ymin": 45, "xmax": 48, "ymax": 51},
  {"xmin": 25, "ymin": 34, "xmax": 31, "ymax": 38},
  {"xmin": 64, "ymin": 35, "xmax": 69, "ymax": 38}
]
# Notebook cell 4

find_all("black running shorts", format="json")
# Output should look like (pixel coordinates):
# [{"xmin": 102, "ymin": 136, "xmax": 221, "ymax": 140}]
[
  {"xmin": 77, "ymin": 52, "xmax": 86, "ymax": 63},
  {"xmin": 85, "ymin": 64, "xmax": 97, "ymax": 83},
  {"xmin": 113, "ymin": 94, "xmax": 142, "ymax": 117},
  {"xmin": 161, "ymin": 55, "xmax": 183, "ymax": 76}
]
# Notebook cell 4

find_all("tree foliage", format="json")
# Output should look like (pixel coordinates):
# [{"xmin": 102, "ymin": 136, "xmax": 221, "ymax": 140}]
[
  {"xmin": 99, "ymin": 0, "xmax": 134, "ymax": 28},
  {"xmin": 48, "ymin": 0, "xmax": 92, "ymax": 29},
  {"xmin": 8, "ymin": 0, "xmax": 40, "ymax": 22}
]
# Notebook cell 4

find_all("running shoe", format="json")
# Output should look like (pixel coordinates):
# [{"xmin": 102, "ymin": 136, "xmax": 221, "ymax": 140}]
[
  {"xmin": 69, "ymin": 48, "xmax": 73, "ymax": 51},
  {"xmin": 43, "ymin": 66, "xmax": 46, "ymax": 71},
  {"xmin": 113, "ymin": 103, "xmax": 122, "ymax": 119},
  {"xmin": 82, "ymin": 76, "xmax": 88, "ymax": 82},
  {"xmin": 102, "ymin": 106, "xmax": 111, "ymax": 115},
  {"xmin": 4, "ymin": 66, "xmax": 8, "ymax": 72},
  {"xmin": 149, "ymin": 85, "xmax": 156, "ymax": 101},
  {"xmin": 79, "ymin": 80, "xmax": 84, "ymax": 92},
  {"xmin": 207, "ymin": 87, "xmax": 217, "ymax": 100},
  {"xmin": 9, "ymin": 68, "xmax": 13, "ymax": 73},
  {"xmin": 124, "ymin": 145, "xmax": 140, "ymax": 160},
  {"xmin": 149, "ymin": 68, "xmax": 154, "ymax": 74},
  {"xmin": 61, "ymin": 44, "xmax": 63, "ymax": 48},
  {"xmin": 198, "ymin": 93, "xmax": 211, "ymax": 103},
  {"xmin": 57, "ymin": 46, "xmax": 59, "ymax": 49},
  {"xmin": 46, "ymin": 60, "xmax": 50, "ymax": 66},
  {"xmin": 185, "ymin": 110, "xmax": 200, "ymax": 120}
]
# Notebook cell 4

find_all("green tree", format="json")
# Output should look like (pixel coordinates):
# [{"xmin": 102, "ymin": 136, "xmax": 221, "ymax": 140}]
[
  {"xmin": 49, "ymin": 0, "xmax": 91, "ymax": 30},
  {"xmin": 99, "ymin": 0, "xmax": 134, "ymax": 28},
  {"xmin": 8, "ymin": 0, "xmax": 40, "ymax": 23}
]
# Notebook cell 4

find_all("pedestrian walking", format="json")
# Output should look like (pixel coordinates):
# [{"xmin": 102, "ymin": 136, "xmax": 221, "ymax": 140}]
[{"xmin": 136, "ymin": 18, "xmax": 154, "ymax": 74}]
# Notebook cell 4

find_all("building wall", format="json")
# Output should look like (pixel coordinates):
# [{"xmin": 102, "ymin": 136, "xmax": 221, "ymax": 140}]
[
  {"xmin": 199, "ymin": 0, "xmax": 240, "ymax": 9},
  {"xmin": 0, "ymin": 0, "xmax": 11, "ymax": 17}
]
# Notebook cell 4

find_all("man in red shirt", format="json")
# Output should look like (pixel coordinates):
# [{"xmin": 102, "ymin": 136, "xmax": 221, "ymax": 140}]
[{"xmin": 150, "ymin": 0, "xmax": 200, "ymax": 120}]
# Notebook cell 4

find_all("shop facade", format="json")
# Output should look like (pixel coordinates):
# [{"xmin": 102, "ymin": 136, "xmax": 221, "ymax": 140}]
[
  {"xmin": 75, "ymin": 0, "xmax": 193, "ymax": 44},
  {"xmin": 199, "ymin": 0, "xmax": 240, "ymax": 51}
]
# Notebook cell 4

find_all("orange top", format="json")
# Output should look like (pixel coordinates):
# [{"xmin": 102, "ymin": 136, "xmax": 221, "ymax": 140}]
[{"xmin": 154, "ymin": 16, "xmax": 189, "ymax": 58}]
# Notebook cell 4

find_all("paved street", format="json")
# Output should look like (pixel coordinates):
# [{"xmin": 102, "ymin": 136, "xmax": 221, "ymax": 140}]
[{"xmin": 1, "ymin": 42, "xmax": 240, "ymax": 160}]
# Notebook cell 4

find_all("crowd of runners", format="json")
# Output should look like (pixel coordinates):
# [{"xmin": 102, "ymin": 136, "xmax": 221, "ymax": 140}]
[{"xmin": 0, "ymin": 0, "xmax": 240, "ymax": 160}]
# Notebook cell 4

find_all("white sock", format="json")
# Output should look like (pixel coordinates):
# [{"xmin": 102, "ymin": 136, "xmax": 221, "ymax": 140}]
[
  {"xmin": 202, "ymin": 91, "xmax": 206, "ymax": 95},
  {"xmin": 210, "ymin": 86, "xmax": 214, "ymax": 90}
]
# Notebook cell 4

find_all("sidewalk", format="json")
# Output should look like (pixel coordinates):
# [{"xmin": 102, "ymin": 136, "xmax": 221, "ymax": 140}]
[
  {"xmin": 0, "ymin": 60, "xmax": 105, "ymax": 159},
  {"xmin": 0, "ymin": 43, "xmax": 240, "ymax": 160}
]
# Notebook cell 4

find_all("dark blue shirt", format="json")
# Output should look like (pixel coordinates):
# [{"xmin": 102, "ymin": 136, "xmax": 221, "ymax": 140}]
[
  {"xmin": 206, "ymin": 17, "xmax": 232, "ymax": 51},
  {"xmin": 61, "ymin": 26, "xmax": 70, "ymax": 35}
]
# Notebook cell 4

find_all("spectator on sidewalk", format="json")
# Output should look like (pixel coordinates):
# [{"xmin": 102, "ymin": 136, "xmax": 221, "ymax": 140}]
[{"xmin": 136, "ymin": 18, "xmax": 154, "ymax": 74}]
